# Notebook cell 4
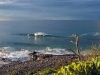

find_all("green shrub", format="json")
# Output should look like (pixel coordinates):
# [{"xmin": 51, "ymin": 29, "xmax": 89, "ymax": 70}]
[
  {"xmin": 37, "ymin": 68, "xmax": 57, "ymax": 75},
  {"xmin": 53, "ymin": 57, "xmax": 100, "ymax": 75}
]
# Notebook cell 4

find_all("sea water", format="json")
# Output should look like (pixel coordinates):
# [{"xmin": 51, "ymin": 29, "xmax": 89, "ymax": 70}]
[{"xmin": 0, "ymin": 20, "xmax": 100, "ymax": 61}]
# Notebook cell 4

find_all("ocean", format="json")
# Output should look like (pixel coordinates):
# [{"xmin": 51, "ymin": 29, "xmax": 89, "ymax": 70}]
[{"xmin": 0, "ymin": 20, "xmax": 100, "ymax": 61}]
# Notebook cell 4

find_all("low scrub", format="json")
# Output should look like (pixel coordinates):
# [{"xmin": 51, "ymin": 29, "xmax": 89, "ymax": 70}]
[{"xmin": 53, "ymin": 57, "xmax": 100, "ymax": 75}]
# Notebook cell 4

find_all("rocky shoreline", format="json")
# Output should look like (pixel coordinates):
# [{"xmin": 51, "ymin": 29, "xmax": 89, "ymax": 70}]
[{"xmin": 0, "ymin": 54, "xmax": 78, "ymax": 75}]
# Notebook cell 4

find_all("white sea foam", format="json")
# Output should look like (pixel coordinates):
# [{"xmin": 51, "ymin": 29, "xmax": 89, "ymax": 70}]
[
  {"xmin": 93, "ymin": 32, "xmax": 100, "ymax": 36},
  {"xmin": 0, "ymin": 47, "xmax": 16, "ymax": 52},
  {"xmin": 0, "ymin": 46, "xmax": 94, "ymax": 63},
  {"xmin": 80, "ymin": 32, "xmax": 100, "ymax": 37},
  {"xmin": 7, "ymin": 50, "xmax": 30, "ymax": 62},
  {"xmin": 0, "ymin": 47, "xmax": 74, "ymax": 63},
  {"xmin": 0, "ymin": 47, "xmax": 31, "ymax": 62},
  {"xmin": 38, "ymin": 47, "xmax": 74, "ymax": 55}
]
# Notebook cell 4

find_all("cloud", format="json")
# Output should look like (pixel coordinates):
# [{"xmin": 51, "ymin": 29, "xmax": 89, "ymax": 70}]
[
  {"xmin": 0, "ymin": 17, "xmax": 13, "ymax": 21},
  {"xmin": 0, "ymin": 0, "xmax": 100, "ymax": 20},
  {"xmin": 0, "ymin": 0, "xmax": 14, "ymax": 5}
]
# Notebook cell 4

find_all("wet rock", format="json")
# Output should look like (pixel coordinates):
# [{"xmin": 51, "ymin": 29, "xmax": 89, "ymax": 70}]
[
  {"xmin": 0, "ymin": 57, "xmax": 6, "ymax": 61},
  {"xmin": 28, "ymin": 51, "xmax": 38, "ymax": 60}
]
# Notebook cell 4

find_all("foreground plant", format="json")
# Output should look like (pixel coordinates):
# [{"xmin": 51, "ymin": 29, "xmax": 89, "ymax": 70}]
[{"xmin": 53, "ymin": 57, "xmax": 100, "ymax": 75}]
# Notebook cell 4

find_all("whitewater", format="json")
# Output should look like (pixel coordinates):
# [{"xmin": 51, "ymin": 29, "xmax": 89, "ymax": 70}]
[
  {"xmin": 0, "ymin": 20, "xmax": 100, "ymax": 66},
  {"xmin": 0, "ymin": 32, "xmax": 99, "ymax": 63}
]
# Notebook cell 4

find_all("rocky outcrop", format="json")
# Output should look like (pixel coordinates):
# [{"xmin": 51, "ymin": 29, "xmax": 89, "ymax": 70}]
[
  {"xmin": 0, "ymin": 54, "xmax": 78, "ymax": 75},
  {"xmin": 37, "ymin": 54, "xmax": 53, "ymax": 60},
  {"xmin": 0, "ymin": 57, "xmax": 6, "ymax": 61},
  {"xmin": 28, "ymin": 51, "xmax": 38, "ymax": 60},
  {"xmin": 28, "ymin": 51, "xmax": 53, "ymax": 61}
]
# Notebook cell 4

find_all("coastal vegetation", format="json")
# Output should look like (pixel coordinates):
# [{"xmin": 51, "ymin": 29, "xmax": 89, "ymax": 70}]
[
  {"xmin": 0, "ymin": 45, "xmax": 100, "ymax": 75},
  {"xmin": 36, "ymin": 57, "xmax": 100, "ymax": 75},
  {"xmin": 52, "ymin": 56, "xmax": 100, "ymax": 75},
  {"xmin": 0, "ymin": 34, "xmax": 100, "ymax": 75},
  {"xmin": 24, "ymin": 45, "xmax": 100, "ymax": 75}
]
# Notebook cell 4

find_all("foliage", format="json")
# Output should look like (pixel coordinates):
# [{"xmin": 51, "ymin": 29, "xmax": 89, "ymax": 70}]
[
  {"xmin": 26, "ymin": 56, "xmax": 100, "ymax": 75},
  {"xmin": 53, "ymin": 57, "xmax": 100, "ymax": 75},
  {"xmin": 37, "ymin": 68, "xmax": 57, "ymax": 75},
  {"xmin": 91, "ymin": 45, "xmax": 97, "ymax": 57},
  {"xmin": 25, "ymin": 45, "xmax": 100, "ymax": 75},
  {"xmin": 25, "ymin": 71, "xmax": 34, "ymax": 75}
]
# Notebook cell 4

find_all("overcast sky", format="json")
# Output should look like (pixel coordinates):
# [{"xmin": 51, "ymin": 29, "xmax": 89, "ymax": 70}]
[{"xmin": 0, "ymin": 0, "xmax": 100, "ymax": 21}]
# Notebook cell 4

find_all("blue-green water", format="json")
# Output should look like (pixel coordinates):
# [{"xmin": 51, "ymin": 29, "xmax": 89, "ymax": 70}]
[
  {"xmin": 0, "ymin": 20, "xmax": 100, "ymax": 61},
  {"xmin": 0, "ymin": 20, "xmax": 100, "ymax": 52}
]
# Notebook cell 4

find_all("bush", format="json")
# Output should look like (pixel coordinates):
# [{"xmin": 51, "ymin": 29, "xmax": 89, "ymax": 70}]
[
  {"xmin": 37, "ymin": 68, "xmax": 57, "ymax": 75},
  {"xmin": 53, "ymin": 57, "xmax": 100, "ymax": 75}
]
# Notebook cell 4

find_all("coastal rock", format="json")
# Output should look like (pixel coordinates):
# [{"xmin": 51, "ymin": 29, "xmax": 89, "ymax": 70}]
[
  {"xmin": 0, "ymin": 54, "xmax": 78, "ymax": 75},
  {"xmin": 28, "ymin": 51, "xmax": 38, "ymax": 60},
  {"xmin": 28, "ymin": 52, "xmax": 53, "ymax": 61},
  {"xmin": 0, "ymin": 57, "xmax": 6, "ymax": 61},
  {"xmin": 37, "ymin": 54, "xmax": 53, "ymax": 60},
  {"xmin": 0, "ymin": 57, "xmax": 12, "ymax": 62}
]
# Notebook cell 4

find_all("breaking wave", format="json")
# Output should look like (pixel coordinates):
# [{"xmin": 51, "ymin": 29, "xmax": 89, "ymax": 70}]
[
  {"xmin": 0, "ymin": 47, "xmax": 30, "ymax": 62},
  {"xmin": 12, "ymin": 32, "xmax": 100, "ymax": 39},
  {"xmin": 80, "ymin": 32, "xmax": 100, "ymax": 37},
  {"xmin": 12, "ymin": 33, "xmax": 65, "ymax": 38},
  {"xmin": 0, "ymin": 32, "xmax": 99, "ymax": 63},
  {"xmin": 0, "ymin": 47, "xmax": 73, "ymax": 62},
  {"xmin": 79, "ymin": 32, "xmax": 100, "ymax": 40},
  {"xmin": 38, "ymin": 47, "xmax": 73, "ymax": 55}
]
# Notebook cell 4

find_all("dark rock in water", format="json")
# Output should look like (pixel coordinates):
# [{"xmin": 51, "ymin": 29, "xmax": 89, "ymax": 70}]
[
  {"xmin": 33, "ymin": 51, "xmax": 37, "ymax": 55},
  {"xmin": 28, "ymin": 51, "xmax": 38, "ymax": 60},
  {"xmin": 28, "ymin": 51, "xmax": 53, "ymax": 61},
  {"xmin": 0, "ymin": 57, "xmax": 6, "ymax": 61},
  {"xmin": 0, "ymin": 57, "xmax": 12, "ymax": 62},
  {"xmin": 28, "ymin": 51, "xmax": 39, "ymax": 56}
]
